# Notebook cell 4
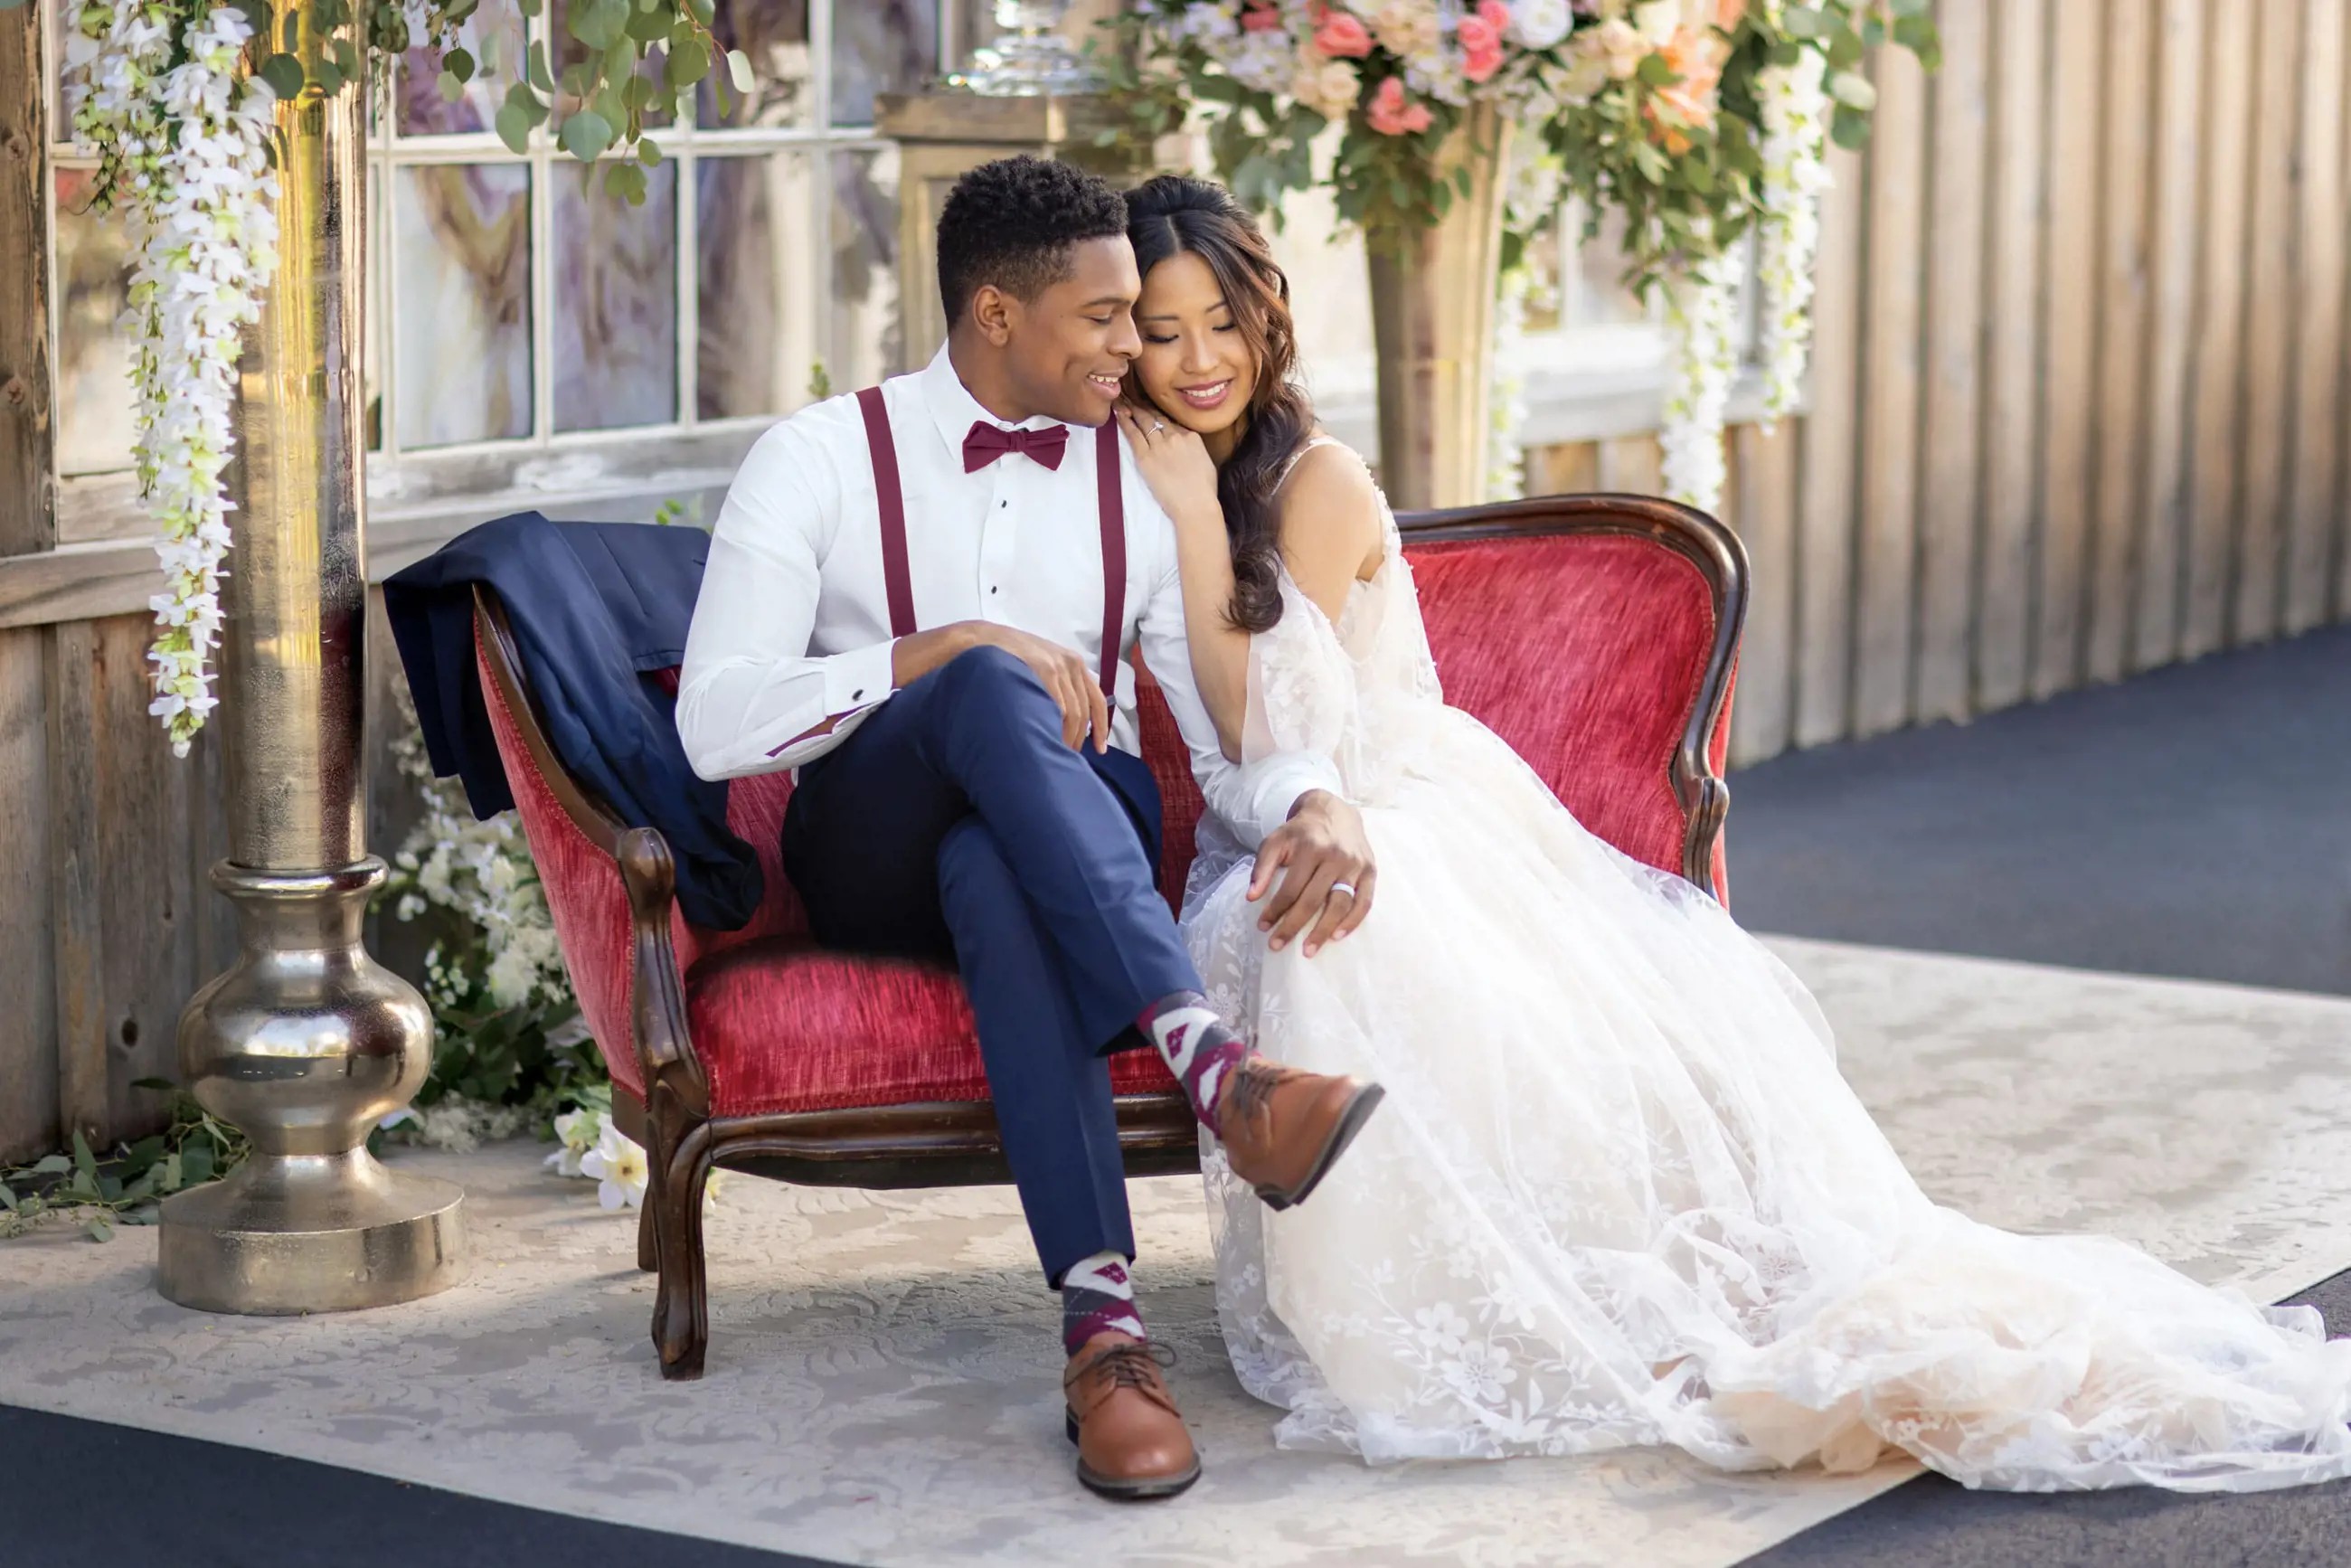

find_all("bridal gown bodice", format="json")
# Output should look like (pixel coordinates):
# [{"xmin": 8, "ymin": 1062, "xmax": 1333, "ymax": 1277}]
[{"xmin": 1176, "ymin": 445, "xmax": 2351, "ymax": 1490}]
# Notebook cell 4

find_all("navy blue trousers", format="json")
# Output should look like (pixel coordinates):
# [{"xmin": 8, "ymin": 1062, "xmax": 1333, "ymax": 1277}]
[{"xmin": 780, "ymin": 646, "xmax": 1202, "ymax": 1284}]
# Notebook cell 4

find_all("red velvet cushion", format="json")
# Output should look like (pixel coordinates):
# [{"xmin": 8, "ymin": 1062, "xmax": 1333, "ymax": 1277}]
[
  {"xmin": 687, "ymin": 940, "xmax": 1177, "ymax": 1116},
  {"xmin": 1408, "ymin": 534, "xmax": 1723, "ymax": 893}
]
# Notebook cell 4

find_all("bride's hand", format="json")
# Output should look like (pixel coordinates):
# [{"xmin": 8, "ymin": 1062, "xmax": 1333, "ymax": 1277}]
[{"xmin": 1116, "ymin": 403, "xmax": 1223, "ymax": 533}]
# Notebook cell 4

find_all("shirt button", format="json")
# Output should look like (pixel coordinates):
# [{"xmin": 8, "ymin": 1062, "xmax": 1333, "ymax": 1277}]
[
  {"xmin": 989, "ymin": 586, "xmax": 999, "ymax": 595},
  {"xmin": 851, "ymin": 688, "xmax": 864, "ymax": 700},
  {"xmin": 999, "ymin": 500, "xmax": 1007, "ymax": 508}
]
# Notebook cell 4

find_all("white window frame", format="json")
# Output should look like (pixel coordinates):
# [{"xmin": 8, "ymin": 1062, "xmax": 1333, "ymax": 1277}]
[{"xmin": 42, "ymin": 0, "xmax": 937, "ymax": 554}]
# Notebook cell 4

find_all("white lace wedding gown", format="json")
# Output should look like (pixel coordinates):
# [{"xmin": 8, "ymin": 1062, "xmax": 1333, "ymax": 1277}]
[{"xmin": 1178, "ymin": 442, "xmax": 2351, "ymax": 1491}]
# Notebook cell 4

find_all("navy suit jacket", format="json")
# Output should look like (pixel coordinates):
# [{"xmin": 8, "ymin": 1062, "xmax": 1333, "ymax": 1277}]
[{"xmin": 384, "ymin": 513, "xmax": 762, "ymax": 930}]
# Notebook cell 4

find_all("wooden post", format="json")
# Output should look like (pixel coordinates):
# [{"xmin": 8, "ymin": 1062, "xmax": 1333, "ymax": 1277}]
[{"xmin": 0, "ymin": 0, "xmax": 52, "ymax": 557}]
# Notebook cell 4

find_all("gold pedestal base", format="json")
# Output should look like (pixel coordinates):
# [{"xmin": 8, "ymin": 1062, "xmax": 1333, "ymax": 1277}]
[{"xmin": 157, "ymin": 1149, "xmax": 464, "ymax": 1314}]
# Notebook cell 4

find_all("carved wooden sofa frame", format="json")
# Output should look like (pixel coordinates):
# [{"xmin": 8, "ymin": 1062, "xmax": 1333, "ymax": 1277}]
[{"xmin": 468, "ymin": 494, "xmax": 1747, "ymax": 1381}]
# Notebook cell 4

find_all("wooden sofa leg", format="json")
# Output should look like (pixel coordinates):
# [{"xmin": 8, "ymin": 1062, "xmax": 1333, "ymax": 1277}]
[
  {"xmin": 649, "ymin": 1145, "xmax": 712, "ymax": 1381},
  {"xmin": 637, "ymin": 1199, "xmax": 658, "ymax": 1273}
]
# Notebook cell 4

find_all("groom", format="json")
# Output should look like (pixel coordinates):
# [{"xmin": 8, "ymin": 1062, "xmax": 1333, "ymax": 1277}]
[{"xmin": 675, "ymin": 156, "xmax": 1383, "ymax": 1501}]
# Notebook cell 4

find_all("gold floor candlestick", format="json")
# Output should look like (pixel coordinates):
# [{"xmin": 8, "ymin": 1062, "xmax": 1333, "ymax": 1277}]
[{"xmin": 156, "ymin": 18, "xmax": 462, "ymax": 1313}]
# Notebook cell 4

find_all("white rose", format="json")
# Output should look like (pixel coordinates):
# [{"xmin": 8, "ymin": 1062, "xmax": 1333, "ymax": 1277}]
[{"xmin": 1507, "ymin": 0, "xmax": 1575, "ymax": 51}]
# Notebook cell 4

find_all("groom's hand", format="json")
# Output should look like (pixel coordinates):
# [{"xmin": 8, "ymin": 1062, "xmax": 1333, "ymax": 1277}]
[
  {"xmin": 1251, "ymin": 790, "xmax": 1375, "ymax": 958},
  {"xmin": 894, "ymin": 622, "xmax": 1110, "ymax": 752}
]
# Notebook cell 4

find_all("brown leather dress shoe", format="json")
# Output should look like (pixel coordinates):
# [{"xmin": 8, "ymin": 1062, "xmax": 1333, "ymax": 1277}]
[
  {"xmin": 1062, "ymin": 1334, "xmax": 1201, "ymax": 1501},
  {"xmin": 1214, "ymin": 1053, "xmax": 1385, "ymax": 1211}
]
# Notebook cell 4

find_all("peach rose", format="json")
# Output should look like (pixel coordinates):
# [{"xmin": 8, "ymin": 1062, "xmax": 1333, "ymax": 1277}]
[
  {"xmin": 1313, "ymin": 7, "xmax": 1375, "ymax": 58},
  {"xmin": 1366, "ymin": 73, "xmax": 1434, "ymax": 136},
  {"xmin": 1457, "ymin": 14, "xmax": 1506, "ymax": 81}
]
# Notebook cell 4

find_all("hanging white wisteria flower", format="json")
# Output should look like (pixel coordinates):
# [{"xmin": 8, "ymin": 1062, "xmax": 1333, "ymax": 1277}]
[
  {"xmin": 65, "ymin": 0, "xmax": 282, "ymax": 757},
  {"xmin": 1754, "ymin": 47, "xmax": 1830, "ymax": 426},
  {"xmin": 1660, "ymin": 244, "xmax": 1742, "ymax": 515}
]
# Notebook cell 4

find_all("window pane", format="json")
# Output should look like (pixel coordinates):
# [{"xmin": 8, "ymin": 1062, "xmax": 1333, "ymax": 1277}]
[
  {"xmin": 554, "ymin": 161, "xmax": 678, "ymax": 432},
  {"xmin": 396, "ymin": 0, "xmax": 527, "ymax": 137},
  {"xmin": 52, "ymin": 167, "xmax": 137, "ymax": 477},
  {"xmin": 830, "ymin": 146, "xmax": 902, "ymax": 388},
  {"xmin": 830, "ymin": 0, "xmax": 936, "ymax": 127},
  {"xmin": 393, "ymin": 164, "xmax": 533, "ymax": 448},
  {"xmin": 695, "ymin": 153, "xmax": 820, "ymax": 420},
  {"xmin": 1559, "ymin": 202, "xmax": 1653, "ymax": 330},
  {"xmin": 698, "ymin": 0, "xmax": 815, "ymax": 129}
]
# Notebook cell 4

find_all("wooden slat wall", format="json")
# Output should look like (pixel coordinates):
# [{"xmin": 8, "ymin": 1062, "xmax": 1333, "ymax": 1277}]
[{"xmin": 1528, "ymin": 0, "xmax": 2351, "ymax": 770}]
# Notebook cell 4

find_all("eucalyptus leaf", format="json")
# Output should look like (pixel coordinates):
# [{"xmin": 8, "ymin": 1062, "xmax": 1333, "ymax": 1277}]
[
  {"xmin": 314, "ymin": 57, "xmax": 345, "ymax": 97},
  {"xmin": 439, "ymin": 70, "xmax": 465, "ymax": 103},
  {"xmin": 571, "ymin": 0, "xmax": 628, "ymax": 51},
  {"xmin": 637, "ymin": 135, "xmax": 662, "ymax": 166},
  {"xmin": 32, "ymin": 1154, "xmax": 70, "ymax": 1176},
  {"xmin": 1827, "ymin": 71, "xmax": 1876, "ymax": 111},
  {"xmin": 726, "ymin": 48, "xmax": 753, "ymax": 95},
  {"xmin": 561, "ymin": 109, "xmax": 615, "ymax": 162},
  {"xmin": 183, "ymin": 1145, "xmax": 216, "ymax": 1186},
  {"xmin": 665, "ymin": 37, "xmax": 710, "ymax": 90},
  {"xmin": 71, "ymin": 1129, "xmax": 96, "ymax": 1184},
  {"xmin": 529, "ymin": 40, "xmax": 556, "ymax": 93},
  {"xmin": 85, "ymin": 1217, "xmax": 113, "ymax": 1243},
  {"xmin": 260, "ymin": 52, "xmax": 308, "ymax": 103},
  {"xmin": 448, "ymin": 45, "xmax": 476, "ymax": 83},
  {"xmin": 0, "ymin": 1185, "xmax": 16, "ymax": 1213},
  {"xmin": 605, "ymin": 159, "xmax": 647, "ymax": 206}
]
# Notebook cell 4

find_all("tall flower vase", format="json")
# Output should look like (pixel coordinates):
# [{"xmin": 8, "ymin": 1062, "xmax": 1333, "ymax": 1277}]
[
  {"xmin": 156, "ymin": 10, "xmax": 462, "ymax": 1314},
  {"xmin": 1365, "ymin": 105, "xmax": 1512, "ymax": 512}
]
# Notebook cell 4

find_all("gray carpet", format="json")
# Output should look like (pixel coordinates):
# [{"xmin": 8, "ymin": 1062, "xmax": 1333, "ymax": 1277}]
[{"xmin": 1724, "ymin": 623, "xmax": 2351, "ymax": 997}]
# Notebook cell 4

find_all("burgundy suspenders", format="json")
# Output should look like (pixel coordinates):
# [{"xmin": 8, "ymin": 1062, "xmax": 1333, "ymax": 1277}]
[{"xmin": 855, "ymin": 385, "xmax": 1124, "ymax": 701}]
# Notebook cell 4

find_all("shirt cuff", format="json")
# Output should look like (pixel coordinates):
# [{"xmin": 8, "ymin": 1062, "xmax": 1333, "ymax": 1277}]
[
  {"xmin": 822, "ymin": 638, "xmax": 898, "ymax": 717},
  {"xmin": 1242, "ymin": 752, "xmax": 1348, "ymax": 846}
]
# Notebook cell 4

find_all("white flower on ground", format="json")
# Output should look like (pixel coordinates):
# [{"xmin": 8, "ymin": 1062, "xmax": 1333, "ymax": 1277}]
[
  {"xmin": 544, "ymin": 1107, "xmax": 603, "ymax": 1177},
  {"xmin": 581, "ymin": 1119, "xmax": 649, "ymax": 1211}
]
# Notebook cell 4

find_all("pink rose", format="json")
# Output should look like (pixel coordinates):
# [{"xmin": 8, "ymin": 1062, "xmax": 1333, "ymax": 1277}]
[
  {"xmin": 1478, "ymin": 0, "xmax": 1513, "ymax": 28},
  {"xmin": 1314, "ymin": 8, "xmax": 1375, "ymax": 57},
  {"xmin": 1241, "ymin": 1, "xmax": 1284, "ymax": 32},
  {"xmin": 1457, "ymin": 14, "xmax": 1506, "ymax": 80},
  {"xmin": 1366, "ymin": 74, "xmax": 1433, "ymax": 135}
]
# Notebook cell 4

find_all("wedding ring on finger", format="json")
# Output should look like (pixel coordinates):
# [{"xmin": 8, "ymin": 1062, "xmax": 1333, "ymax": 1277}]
[{"xmin": 1328, "ymin": 881, "xmax": 1357, "ymax": 900}]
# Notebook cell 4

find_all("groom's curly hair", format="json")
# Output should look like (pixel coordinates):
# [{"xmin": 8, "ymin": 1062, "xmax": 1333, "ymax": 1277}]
[{"xmin": 936, "ymin": 156, "xmax": 1129, "ymax": 326}]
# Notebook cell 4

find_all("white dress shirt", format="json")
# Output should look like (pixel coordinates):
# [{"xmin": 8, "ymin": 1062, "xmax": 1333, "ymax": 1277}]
[{"xmin": 675, "ymin": 342, "xmax": 1343, "ymax": 847}]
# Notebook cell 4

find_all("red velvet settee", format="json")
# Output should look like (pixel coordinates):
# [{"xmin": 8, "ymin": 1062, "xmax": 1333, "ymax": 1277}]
[{"xmin": 471, "ymin": 494, "xmax": 1746, "ymax": 1379}]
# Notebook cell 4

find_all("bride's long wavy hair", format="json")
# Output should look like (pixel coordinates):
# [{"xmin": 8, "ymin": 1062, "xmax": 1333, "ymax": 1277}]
[{"xmin": 1124, "ymin": 175, "xmax": 1313, "ymax": 634}]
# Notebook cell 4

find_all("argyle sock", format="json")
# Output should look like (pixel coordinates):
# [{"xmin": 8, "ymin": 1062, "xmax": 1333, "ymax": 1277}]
[
  {"xmin": 1061, "ymin": 1251, "xmax": 1147, "ymax": 1355},
  {"xmin": 1138, "ymin": 990, "xmax": 1253, "ymax": 1135}
]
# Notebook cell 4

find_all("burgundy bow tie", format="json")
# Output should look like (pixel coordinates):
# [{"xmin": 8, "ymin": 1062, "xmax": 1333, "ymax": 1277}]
[{"xmin": 962, "ymin": 420, "xmax": 1070, "ymax": 473}]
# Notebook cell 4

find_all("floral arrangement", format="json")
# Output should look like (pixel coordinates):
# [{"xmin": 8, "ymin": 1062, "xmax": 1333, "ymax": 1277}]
[
  {"xmin": 1101, "ymin": 1, "xmax": 1940, "ymax": 513},
  {"xmin": 48, "ymin": 0, "xmax": 752, "ymax": 754}
]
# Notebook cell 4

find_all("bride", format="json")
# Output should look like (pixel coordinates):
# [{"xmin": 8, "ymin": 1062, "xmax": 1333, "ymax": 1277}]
[{"xmin": 1112, "ymin": 174, "xmax": 2351, "ymax": 1492}]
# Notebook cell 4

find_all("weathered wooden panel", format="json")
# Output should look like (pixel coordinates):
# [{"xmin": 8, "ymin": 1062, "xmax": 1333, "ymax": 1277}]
[
  {"xmin": 2031, "ymin": 0, "xmax": 2105, "ymax": 698},
  {"xmin": 1594, "ymin": 434, "xmax": 1663, "ymax": 496},
  {"xmin": 1525, "ymin": 440, "xmax": 1598, "ymax": 498},
  {"xmin": 0, "ymin": 627, "xmax": 57, "ymax": 1163},
  {"xmin": 1915, "ymin": 0, "xmax": 1992, "ymax": 723},
  {"xmin": 2231, "ymin": 0, "xmax": 2305, "ymax": 644},
  {"xmin": 2286, "ymin": 0, "xmax": 2347, "ymax": 633},
  {"xmin": 1975, "ymin": 0, "xmax": 2047, "ymax": 712},
  {"xmin": 2180, "ymin": 0, "xmax": 2257, "ymax": 659},
  {"xmin": 2133, "ymin": 0, "xmax": 2207, "ymax": 670},
  {"xmin": 1854, "ymin": 43, "xmax": 1931, "ymax": 735},
  {"xmin": 0, "ymin": 1, "xmax": 52, "ymax": 559},
  {"xmin": 45, "ymin": 619, "xmax": 104, "ymax": 1150},
  {"xmin": 1729, "ymin": 419, "xmax": 1799, "ymax": 767},
  {"xmin": 93, "ymin": 615, "xmax": 194, "ymax": 1133},
  {"xmin": 1794, "ymin": 143, "xmax": 1866, "ymax": 747},
  {"xmin": 2084, "ymin": 0, "xmax": 2154, "ymax": 684}
]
